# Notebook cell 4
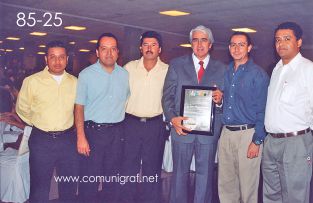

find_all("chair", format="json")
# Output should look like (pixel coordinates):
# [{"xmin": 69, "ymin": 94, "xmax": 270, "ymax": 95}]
[
  {"xmin": 0, "ymin": 126, "xmax": 32, "ymax": 203},
  {"xmin": 0, "ymin": 124, "xmax": 23, "ymax": 152},
  {"xmin": 0, "ymin": 122, "xmax": 5, "ymax": 151}
]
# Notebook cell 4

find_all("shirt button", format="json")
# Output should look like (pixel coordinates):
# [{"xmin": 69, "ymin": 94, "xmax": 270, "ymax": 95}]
[
  {"xmin": 227, "ymin": 117, "xmax": 230, "ymax": 120},
  {"xmin": 229, "ymin": 106, "xmax": 232, "ymax": 109},
  {"xmin": 230, "ymin": 95, "xmax": 233, "ymax": 98},
  {"xmin": 232, "ymin": 84, "xmax": 235, "ymax": 87}
]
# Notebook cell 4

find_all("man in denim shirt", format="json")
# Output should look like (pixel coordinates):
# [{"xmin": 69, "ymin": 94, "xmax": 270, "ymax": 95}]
[{"xmin": 218, "ymin": 32, "xmax": 269, "ymax": 203}]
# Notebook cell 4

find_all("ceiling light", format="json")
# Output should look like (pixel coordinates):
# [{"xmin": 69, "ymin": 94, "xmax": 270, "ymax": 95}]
[
  {"xmin": 0, "ymin": 41, "xmax": 3, "ymax": 43},
  {"xmin": 37, "ymin": 52, "xmax": 45, "ymax": 55},
  {"xmin": 79, "ymin": 49, "xmax": 90, "ymax": 52},
  {"xmin": 6, "ymin": 37, "xmax": 20, "ymax": 40},
  {"xmin": 89, "ymin": 40, "xmax": 97, "ymax": 44},
  {"xmin": 179, "ymin": 43, "xmax": 191, "ymax": 48},
  {"xmin": 159, "ymin": 10, "xmax": 190, "ymax": 17},
  {"xmin": 5, "ymin": 49, "xmax": 13, "ymax": 52},
  {"xmin": 30, "ymin": 32, "xmax": 47, "ymax": 36},
  {"xmin": 38, "ymin": 45, "xmax": 46, "ymax": 48},
  {"xmin": 0, "ymin": 49, "xmax": 4, "ymax": 51},
  {"xmin": 19, "ymin": 47, "xmax": 25, "ymax": 50},
  {"xmin": 69, "ymin": 41, "xmax": 76, "ymax": 45},
  {"xmin": 64, "ymin": 26, "xmax": 86, "ymax": 31},
  {"xmin": 231, "ymin": 28, "xmax": 257, "ymax": 33}
]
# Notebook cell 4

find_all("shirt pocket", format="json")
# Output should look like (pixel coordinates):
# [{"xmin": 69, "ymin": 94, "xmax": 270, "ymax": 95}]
[{"xmin": 279, "ymin": 82, "xmax": 296, "ymax": 104}]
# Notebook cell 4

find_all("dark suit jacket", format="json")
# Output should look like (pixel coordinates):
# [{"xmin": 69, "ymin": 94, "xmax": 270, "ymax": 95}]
[{"xmin": 162, "ymin": 54, "xmax": 226, "ymax": 144}]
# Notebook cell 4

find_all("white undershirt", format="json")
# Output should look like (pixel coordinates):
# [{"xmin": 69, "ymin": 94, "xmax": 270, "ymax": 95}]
[{"xmin": 51, "ymin": 73, "xmax": 64, "ymax": 85}]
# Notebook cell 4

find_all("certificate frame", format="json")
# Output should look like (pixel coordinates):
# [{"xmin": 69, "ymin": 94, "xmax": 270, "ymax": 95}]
[{"xmin": 180, "ymin": 85, "xmax": 216, "ymax": 136}]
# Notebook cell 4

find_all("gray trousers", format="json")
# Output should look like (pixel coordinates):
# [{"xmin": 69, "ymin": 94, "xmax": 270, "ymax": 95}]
[
  {"xmin": 170, "ymin": 138, "xmax": 217, "ymax": 203},
  {"xmin": 262, "ymin": 132, "xmax": 313, "ymax": 203}
]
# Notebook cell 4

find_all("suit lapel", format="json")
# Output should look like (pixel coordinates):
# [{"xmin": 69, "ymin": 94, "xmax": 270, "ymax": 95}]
[{"xmin": 183, "ymin": 55, "xmax": 198, "ymax": 84}]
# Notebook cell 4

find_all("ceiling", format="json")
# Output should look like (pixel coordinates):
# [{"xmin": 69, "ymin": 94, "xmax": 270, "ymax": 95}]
[{"xmin": 0, "ymin": 0, "xmax": 312, "ymax": 64}]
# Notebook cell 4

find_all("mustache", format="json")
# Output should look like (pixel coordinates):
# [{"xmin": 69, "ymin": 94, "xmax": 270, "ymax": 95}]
[{"xmin": 145, "ymin": 51, "xmax": 153, "ymax": 54}]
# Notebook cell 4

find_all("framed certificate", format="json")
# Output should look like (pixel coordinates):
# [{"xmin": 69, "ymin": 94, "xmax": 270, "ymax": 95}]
[{"xmin": 180, "ymin": 85, "xmax": 216, "ymax": 135}]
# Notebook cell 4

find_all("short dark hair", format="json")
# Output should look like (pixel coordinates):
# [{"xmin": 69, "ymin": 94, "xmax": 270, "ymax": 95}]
[
  {"xmin": 46, "ymin": 41, "xmax": 68, "ymax": 55},
  {"xmin": 96, "ymin": 33, "xmax": 119, "ymax": 49},
  {"xmin": 140, "ymin": 31, "xmax": 163, "ymax": 48},
  {"xmin": 275, "ymin": 22, "xmax": 303, "ymax": 40},
  {"xmin": 229, "ymin": 32, "xmax": 252, "ymax": 45}
]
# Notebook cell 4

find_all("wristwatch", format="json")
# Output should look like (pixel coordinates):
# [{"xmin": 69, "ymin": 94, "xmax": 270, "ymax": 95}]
[{"xmin": 253, "ymin": 140, "xmax": 262, "ymax": 145}]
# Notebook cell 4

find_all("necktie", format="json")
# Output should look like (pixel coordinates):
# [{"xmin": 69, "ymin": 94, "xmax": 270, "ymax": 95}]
[{"xmin": 198, "ymin": 61, "xmax": 205, "ymax": 83}]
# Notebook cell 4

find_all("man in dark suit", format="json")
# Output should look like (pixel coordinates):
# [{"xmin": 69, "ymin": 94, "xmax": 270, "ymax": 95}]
[{"xmin": 162, "ymin": 25, "xmax": 226, "ymax": 203}]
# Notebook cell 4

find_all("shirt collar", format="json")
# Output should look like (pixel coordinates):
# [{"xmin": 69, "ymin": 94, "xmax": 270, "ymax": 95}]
[
  {"xmin": 43, "ymin": 66, "xmax": 68, "ymax": 79},
  {"xmin": 276, "ymin": 52, "xmax": 302, "ymax": 71},
  {"xmin": 229, "ymin": 58, "xmax": 253, "ymax": 72},
  {"xmin": 192, "ymin": 53, "xmax": 210, "ymax": 70},
  {"xmin": 96, "ymin": 60, "xmax": 120, "ymax": 73},
  {"xmin": 138, "ymin": 56, "xmax": 164, "ymax": 72}
]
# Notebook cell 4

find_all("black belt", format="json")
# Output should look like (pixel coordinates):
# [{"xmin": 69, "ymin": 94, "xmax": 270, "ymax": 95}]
[
  {"xmin": 269, "ymin": 128, "xmax": 311, "ymax": 138},
  {"xmin": 126, "ymin": 113, "xmax": 162, "ymax": 122},
  {"xmin": 33, "ymin": 126, "xmax": 74, "ymax": 138},
  {"xmin": 225, "ymin": 124, "xmax": 255, "ymax": 131},
  {"xmin": 84, "ymin": 120, "xmax": 121, "ymax": 130}
]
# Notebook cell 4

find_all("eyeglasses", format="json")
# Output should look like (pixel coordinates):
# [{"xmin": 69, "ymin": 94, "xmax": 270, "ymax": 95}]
[{"xmin": 229, "ymin": 42, "xmax": 248, "ymax": 48}]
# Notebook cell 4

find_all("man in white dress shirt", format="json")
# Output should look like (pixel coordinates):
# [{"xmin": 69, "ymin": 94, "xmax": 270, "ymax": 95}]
[{"xmin": 263, "ymin": 22, "xmax": 313, "ymax": 203}]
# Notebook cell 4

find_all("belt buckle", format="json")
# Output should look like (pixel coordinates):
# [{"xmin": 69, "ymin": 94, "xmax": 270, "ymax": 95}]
[
  {"xmin": 140, "ymin": 118, "xmax": 147, "ymax": 122},
  {"xmin": 95, "ymin": 124, "xmax": 102, "ymax": 130}
]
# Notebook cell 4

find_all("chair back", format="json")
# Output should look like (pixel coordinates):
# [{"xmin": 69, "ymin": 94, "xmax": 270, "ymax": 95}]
[
  {"xmin": 18, "ymin": 126, "xmax": 32, "ymax": 156},
  {"xmin": 0, "ymin": 121, "xmax": 7, "ymax": 143}
]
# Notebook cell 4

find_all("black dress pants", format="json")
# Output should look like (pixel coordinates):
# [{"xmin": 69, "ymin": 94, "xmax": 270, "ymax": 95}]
[
  {"xmin": 28, "ymin": 127, "xmax": 79, "ymax": 203},
  {"xmin": 121, "ymin": 114, "xmax": 166, "ymax": 203},
  {"xmin": 78, "ymin": 122, "xmax": 124, "ymax": 203}
]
